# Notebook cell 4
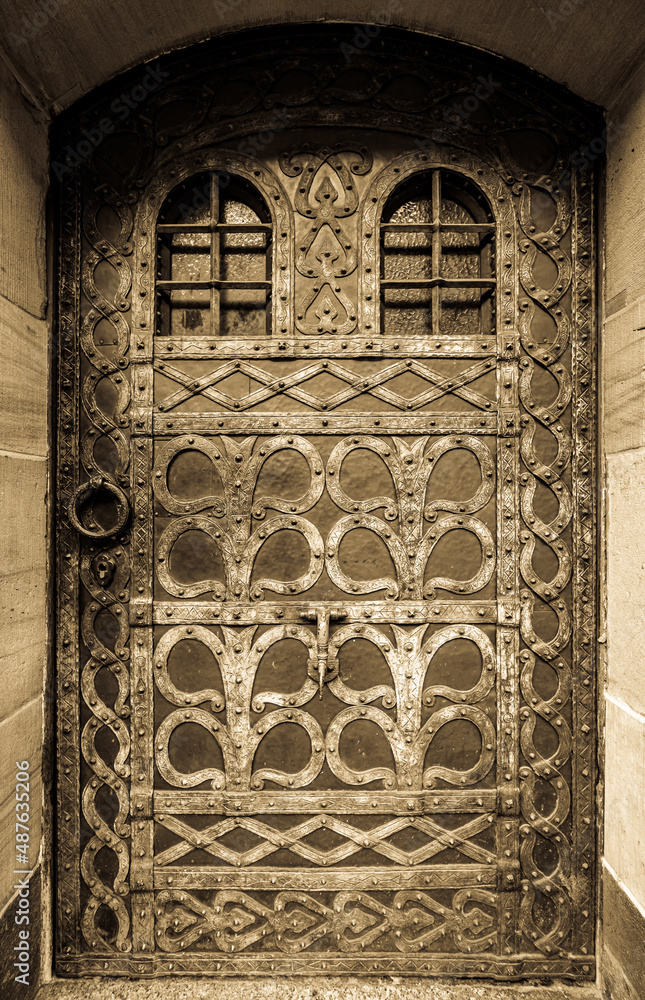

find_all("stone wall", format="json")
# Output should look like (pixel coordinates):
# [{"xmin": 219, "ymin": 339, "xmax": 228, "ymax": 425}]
[
  {"xmin": 0, "ymin": 57, "xmax": 49, "ymax": 1000},
  {"xmin": 602, "ymin": 53, "xmax": 645, "ymax": 1000}
]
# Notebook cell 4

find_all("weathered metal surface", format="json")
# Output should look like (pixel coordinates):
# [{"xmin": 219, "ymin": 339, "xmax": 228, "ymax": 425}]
[{"xmin": 54, "ymin": 28, "xmax": 598, "ymax": 980}]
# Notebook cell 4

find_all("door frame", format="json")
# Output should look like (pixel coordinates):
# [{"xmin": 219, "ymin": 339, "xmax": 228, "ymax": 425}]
[{"xmin": 52, "ymin": 25, "xmax": 601, "ymax": 980}]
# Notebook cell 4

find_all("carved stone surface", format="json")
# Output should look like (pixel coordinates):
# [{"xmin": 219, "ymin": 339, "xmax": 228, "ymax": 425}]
[{"xmin": 54, "ymin": 27, "xmax": 598, "ymax": 980}]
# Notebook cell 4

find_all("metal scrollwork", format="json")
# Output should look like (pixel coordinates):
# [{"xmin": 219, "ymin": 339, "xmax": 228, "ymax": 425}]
[
  {"xmin": 152, "ymin": 621, "xmax": 495, "ymax": 794},
  {"xmin": 154, "ymin": 887, "xmax": 497, "ymax": 954},
  {"xmin": 154, "ymin": 624, "xmax": 325, "ymax": 791},
  {"xmin": 279, "ymin": 144, "xmax": 372, "ymax": 336},
  {"xmin": 326, "ymin": 435, "xmax": 495, "ymax": 599},
  {"xmin": 153, "ymin": 435, "xmax": 325, "ymax": 601},
  {"xmin": 515, "ymin": 170, "xmax": 576, "ymax": 953}
]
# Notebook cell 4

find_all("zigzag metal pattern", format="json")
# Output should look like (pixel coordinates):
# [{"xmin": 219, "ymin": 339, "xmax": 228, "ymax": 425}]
[
  {"xmin": 571, "ymin": 172, "xmax": 596, "ymax": 958},
  {"xmin": 56, "ymin": 954, "xmax": 596, "ymax": 978},
  {"xmin": 154, "ymin": 813, "xmax": 497, "ymax": 868},
  {"xmin": 59, "ymin": 951, "xmax": 593, "ymax": 981},
  {"xmin": 154, "ymin": 357, "xmax": 496, "ymax": 413}
]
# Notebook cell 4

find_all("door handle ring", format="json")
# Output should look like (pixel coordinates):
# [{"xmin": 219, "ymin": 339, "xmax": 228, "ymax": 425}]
[{"xmin": 67, "ymin": 475, "xmax": 130, "ymax": 539}]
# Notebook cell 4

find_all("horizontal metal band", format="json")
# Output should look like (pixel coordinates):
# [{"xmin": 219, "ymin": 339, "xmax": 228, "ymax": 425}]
[
  {"xmin": 56, "ymin": 954, "xmax": 596, "ymax": 979},
  {"xmin": 380, "ymin": 222, "xmax": 495, "ymax": 233},
  {"xmin": 157, "ymin": 223, "xmax": 272, "ymax": 234},
  {"xmin": 146, "ymin": 600, "xmax": 499, "ymax": 626},
  {"xmin": 380, "ymin": 278, "xmax": 496, "ymax": 288},
  {"xmin": 157, "ymin": 279, "xmax": 272, "ymax": 290},
  {"xmin": 152, "ymin": 865, "xmax": 497, "ymax": 891},
  {"xmin": 150, "ymin": 334, "xmax": 499, "ymax": 360},
  {"xmin": 152, "ymin": 790, "xmax": 498, "ymax": 815},
  {"xmin": 147, "ymin": 413, "xmax": 500, "ymax": 435}
]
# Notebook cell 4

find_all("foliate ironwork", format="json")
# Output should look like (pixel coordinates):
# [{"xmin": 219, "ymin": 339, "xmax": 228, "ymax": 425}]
[{"xmin": 55, "ymin": 26, "xmax": 598, "ymax": 981}]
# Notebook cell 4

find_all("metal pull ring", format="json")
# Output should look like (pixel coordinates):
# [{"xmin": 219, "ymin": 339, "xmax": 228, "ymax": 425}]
[{"xmin": 67, "ymin": 475, "xmax": 129, "ymax": 539}]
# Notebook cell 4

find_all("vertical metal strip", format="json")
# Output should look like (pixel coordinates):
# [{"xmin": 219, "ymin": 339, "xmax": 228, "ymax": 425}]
[
  {"xmin": 211, "ymin": 171, "xmax": 221, "ymax": 337},
  {"xmin": 431, "ymin": 169, "xmax": 441, "ymax": 338},
  {"xmin": 496, "ymin": 432, "xmax": 521, "ymax": 956},
  {"xmin": 130, "ymin": 435, "xmax": 155, "ymax": 954},
  {"xmin": 130, "ymin": 624, "xmax": 155, "ymax": 953},
  {"xmin": 56, "ymin": 166, "xmax": 82, "ymax": 963},
  {"xmin": 570, "ymin": 167, "xmax": 596, "ymax": 964},
  {"xmin": 495, "ymin": 196, "xmax": 521, "ymax": 956},
  {"xmin": 130, "ymin": 166, "xmax": 159, "ymax": 963}
]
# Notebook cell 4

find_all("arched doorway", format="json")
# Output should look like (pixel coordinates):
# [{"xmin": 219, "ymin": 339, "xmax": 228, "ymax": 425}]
[{"xmin": 53, "ymin": 26, "xmax": 599, "ymax": 980}]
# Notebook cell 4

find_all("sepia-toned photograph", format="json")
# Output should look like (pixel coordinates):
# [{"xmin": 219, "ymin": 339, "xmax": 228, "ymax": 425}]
[{"xmin": 0, "ymin": 2, "xmax": 643, "ymax": 999}]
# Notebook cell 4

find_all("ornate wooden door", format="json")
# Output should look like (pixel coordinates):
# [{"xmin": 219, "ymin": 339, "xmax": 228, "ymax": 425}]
[{"xmin": 54, "ymin": 28, "xmax": 598, "ymax": 981}]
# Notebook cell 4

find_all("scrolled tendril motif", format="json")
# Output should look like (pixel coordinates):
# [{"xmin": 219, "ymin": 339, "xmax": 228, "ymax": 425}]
[
  {"xmin": 154, "ymin": 625, "xmax": 326, "ymax": 791},
  {"xmin": 152, "ymin": 621, "xmax": 496, "ymax": 795},
  {"xmin": 152, "ymin": 435, "xmax": 325, "ymax": 601},
  {"xmin": 326, "ymin": 435, "xmax": 495, "ymax": 599},
  {"xmin": 324, "ymin": 624, "xmax": 496, "ymax": 790}
]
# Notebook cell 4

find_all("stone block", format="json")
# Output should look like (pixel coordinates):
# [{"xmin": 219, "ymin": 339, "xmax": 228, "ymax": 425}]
[
  {"xmin": 606, "ymin": 58, "xmax": 645, "ymax": 306},
  {"xmin": 0, "ymin": 61, "xmax": 48, "ymax": 318},
  {"xmin": 606, "ymin": 449, "xmax": 645, "ymax": 714},
  {"xmin": 603, "ymin": 297, "xmax": 645, "ymax": 454},
  {"xmin": 0, "ymin": 0, "xmax": 642, "ymax": 113},
  {"xmin": 0, "ymin": 455, "xmax": 47, "ymax": 723},
  {"xmin": 0, "ymin": 867, "xmax": 40, "ymax": 1000},
  {"xmin": 602, "ymin": 944, "xmax": 642, "ymax": 1000},
  {"xmin": 602, "ymin": 863, "xmax": 645, "ymax": 1000},
  {"xmin": 604, "ymin": 696, "xmax": 645, "ymax": 911},
  {"xmin": 33, "ymin": 973, "xmax": 602, "ymax": 1000},
  {"xmin": 0, "ymin": 698, "xmax": 42, "ymax": 913},
  {"xmin": 0, "ymin": 296, "xmax": 48, "ymax": 458}
]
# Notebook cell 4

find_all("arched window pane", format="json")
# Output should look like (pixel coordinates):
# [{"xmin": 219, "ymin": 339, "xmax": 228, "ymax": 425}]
[
  {"xmin": 380, "ymin": 169, "xmax": 495, "ymax": 337},
  {"xmin": 156, "ymin": 172, "xmax": 272, "ymax": 337}
]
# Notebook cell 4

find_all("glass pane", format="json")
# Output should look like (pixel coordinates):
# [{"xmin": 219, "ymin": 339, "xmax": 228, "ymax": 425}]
[
  {"xmin": 167, "ymin": 288, "xmax": 211, "ymax": 336},
  {"xmin": 382, "ymin": 286, "xmax": 432, "ymax": 336},
  {"xmin": 383, "ymin": 229, "xmax": 432, "ymax": 280},
  {"xmin": 156, "ymin": 175, "xmax": 271, "ymax": 336},
  {"xmin": 441, "ymin": 230, "xmax": 481, "ymax": 279},
  {"xmin": 440, "ymin": 287, "xmax": 493, "ymax": 336},
  {"xmin": 220, "ymin": 198, "xmax": 268, "ymax": 283},
  {"xmin": 158, "ymin": 171, "xmax": 213, "ymax": 225},
  {"xmin": 440, "ymin": 172, "xmax": 493, "ymax": 225},
  {"xmin": 169, "ymin": 232, "xmax": 211, "ymax": 282},
  {"xmin": 383, "ymin": 192, "xmax": 433, "ymax": 224},
  {"xmin": 220, "ymin": 288, "xmax": 269, "ymax": 337}
]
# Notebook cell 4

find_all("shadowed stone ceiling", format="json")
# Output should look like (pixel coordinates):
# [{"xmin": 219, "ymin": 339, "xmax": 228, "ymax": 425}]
[{"xmin": 0, "ymin": 0, "xmax": 643, "ymax": 115}]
